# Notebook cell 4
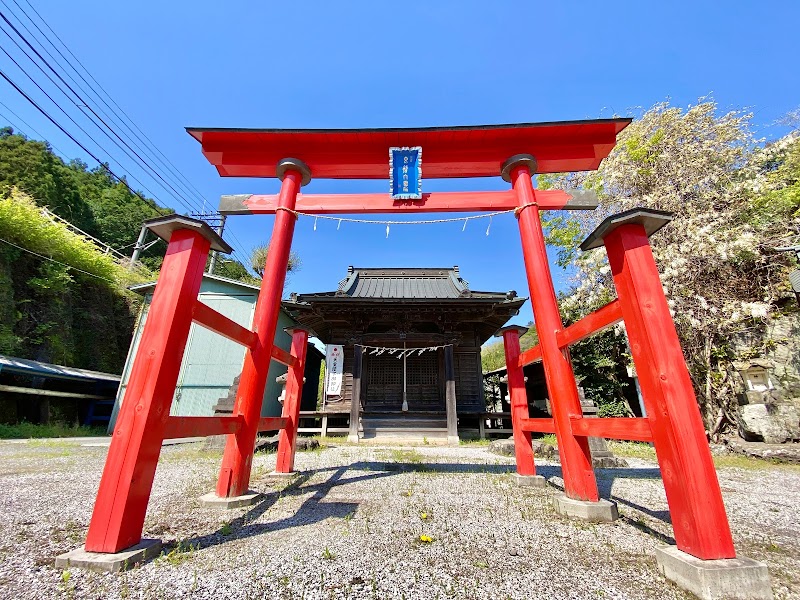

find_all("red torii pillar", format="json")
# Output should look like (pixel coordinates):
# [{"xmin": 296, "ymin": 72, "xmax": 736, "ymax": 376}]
[
  {"xmin": 274, "ymin": 326, "xmax": 311, "ymax": 474},
  {"xmin": 82, "ymin": 216, "xmax": 230, "ymax": 555},
  {"xmin": 580, "ymin": 208, "xmax": 771, "ymax": 597},
  {"xmin": 582, "ymin": 209, "xmax": 736, "ymax": 558},
  {"xmin": 502, "ymin": 154, "xmax": 617, "ymax": 520},
  {"xmin": 497, "ymin": 324, "xmax": 542, "ymax": 487},
  {"xmin": 216, "ymin": 158, "xmax": 312, "ymax": 498}
]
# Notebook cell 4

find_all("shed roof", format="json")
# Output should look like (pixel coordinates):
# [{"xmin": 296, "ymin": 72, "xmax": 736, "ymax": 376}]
[
  {"xmin": 0, "ymin": 354, "xmax": 120, "ymax": 383},
  {"xmin": 129, "ymin": 272, "xmax": 261, "ymax": 295},
  {"xmin": 284, "ymin": 266, "xmax": 525, "ymax": 344}
]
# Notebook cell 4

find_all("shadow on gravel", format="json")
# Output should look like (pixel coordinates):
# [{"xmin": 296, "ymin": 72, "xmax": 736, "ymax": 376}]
[
  {"xmin": 181, "ymin": 464, "xmax": 393, "ymax": 551},
  {"xmin": 180, "ymin": 460, "xmax": 669, "ymax": 553},
  {"xmin": 548, "ymin": 467, "xmax": 676, "ymax": 543}
]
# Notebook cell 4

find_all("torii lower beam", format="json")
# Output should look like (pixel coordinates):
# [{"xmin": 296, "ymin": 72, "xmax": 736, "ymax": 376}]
[{"xmin": 218, "ymin": 189, "xmax": 598, "ymax": 215}]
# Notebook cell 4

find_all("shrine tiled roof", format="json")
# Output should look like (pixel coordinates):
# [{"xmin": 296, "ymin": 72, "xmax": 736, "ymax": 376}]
[{"xmin": 291, "ymin": 266, "xmax": 520, "ymax": 302}]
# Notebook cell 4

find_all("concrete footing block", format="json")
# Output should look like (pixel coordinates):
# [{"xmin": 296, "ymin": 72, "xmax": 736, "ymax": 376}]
[
  {"xmin": 552, "ymin": 493, "xmax": 619, "ymax": 522},
  {"xmin": 266, "ymin": 471, "xmax": 298, "ymax": 480},
  {"xmin": 55, "ymin": 539, "xmax": 161, "ymax": 573},
  {"xmin": 514, "ymin": 474, "xmax": 547, "ymax": 487},
  {"xmin": 655, "ymin": 545, "xmax": 773, "ymax": 600},
  {"xmin": 199, "ymin": 490, "xmax": 263, "ymax": 509}
]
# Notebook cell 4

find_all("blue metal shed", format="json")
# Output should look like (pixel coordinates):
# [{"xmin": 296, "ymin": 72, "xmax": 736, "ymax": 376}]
[{"xmin": 109, "ymin": 274, "xmax": 302, "ymax": 431}]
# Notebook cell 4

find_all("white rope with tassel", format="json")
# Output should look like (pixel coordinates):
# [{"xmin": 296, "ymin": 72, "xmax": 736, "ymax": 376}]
[
  {"xmin": 276, "ymin": 205, "xmax": 537, "ymax": 230},
  {"xmin": 355, "ymin": 343, "xmax": 453, "ymax": 359}
]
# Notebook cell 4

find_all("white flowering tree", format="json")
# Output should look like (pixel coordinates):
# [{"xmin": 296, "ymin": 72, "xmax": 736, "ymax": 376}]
[{"xmin": 540, "ymin": 101, "xmax": 799, "ymax": 433}]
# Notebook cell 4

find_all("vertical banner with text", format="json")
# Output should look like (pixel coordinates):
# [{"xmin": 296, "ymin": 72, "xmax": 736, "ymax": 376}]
[{"xmin": 325, "ymin": 344, "xmax": 344, "ymax": 398}]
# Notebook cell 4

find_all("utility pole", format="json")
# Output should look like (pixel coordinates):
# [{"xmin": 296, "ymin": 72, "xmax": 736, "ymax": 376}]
[
  {"xmin": 207, "ymin": 214, "xmax": 227, "ymax": 274},
  {"xmin": 128, "ymin": 225, "xmax": 148, "ymax": 270}
]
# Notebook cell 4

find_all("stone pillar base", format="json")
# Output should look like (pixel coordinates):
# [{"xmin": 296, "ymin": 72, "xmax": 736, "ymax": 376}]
[
  {"xmin": 55, "ymin": 539, "xmax": 161, "ymax": 573},
  {"xmin": 447, "ymin": 435, "xmax": 460, "ymax": 446},
  {"xmin": 199, "ymin": 490, "xmax": 263, "ymax": 509},
  {"xmin": 266, "ymin": 471, "xmax": 298, "ymax": 480},
  {"xmin": 514, "ymin": 474, "xmax": 546, "ymax": 487},
  {"xmin": 552, "ymin": 493, "xmax": 619, "ymax": 522},
  {"xmin": 655, "ymin": 545, "xmax": 772, "ymax": 600},
  {"xmin": 347, "ymin": 434, "xmax": 359, "ymax": 443}
]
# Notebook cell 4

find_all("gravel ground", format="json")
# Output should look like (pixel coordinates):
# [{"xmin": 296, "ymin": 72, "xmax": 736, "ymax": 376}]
[{"xmin": 0, "ymin": 439, "xmax": 798, "ymax": 599}]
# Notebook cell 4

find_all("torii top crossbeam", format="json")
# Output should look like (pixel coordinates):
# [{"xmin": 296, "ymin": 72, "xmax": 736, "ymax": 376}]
[{"xmin": 186, "ymin": 119, "xmax": 631, "ymax": 180}]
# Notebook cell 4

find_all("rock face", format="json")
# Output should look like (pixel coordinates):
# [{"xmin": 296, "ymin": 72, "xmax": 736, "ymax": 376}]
[
  {"xmin": 254, "ymin": 437, "xmax": 320, "ymax": 453},
  {"xmin": 731, "ymin": 314, "xmax": 800, "ymax": 397},
  {"xmin": 487, "ymin": 437, "xmax": 628, "ymax": 467},
  {"xmin": 738, "ymin": 402, "xmax": 800, "ymax": 444},
  {"xmin": 725, "ymin": 438, "xmax": 800, "ymax": 463},
  {"xmin": 488, "ymin": 438, "xmax": 558, "ymax": 460}
]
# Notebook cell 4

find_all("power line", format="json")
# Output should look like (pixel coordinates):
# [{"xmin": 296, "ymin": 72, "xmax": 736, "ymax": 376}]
[
  {"xmin": 0, "ymin": 98, "xmax": 68, "ymax": 155},
  {"xmin": 0, "ymin": 10, "xmax": 205, "ymax": 216},
  {"xmin": 4, "ymin": 0, "xmax": 207, "ymax": 207},
  {"xmin": 0, "ymin": 236, "xmax": 115, "ymax": 283},
  {"xmin": 0, "ymin": 67, "xmax": 169, "ymax": 216},
  {"xmin": 13, "ymin": 0, "xmax": 211, "ymax": 209},
  {"xmin": 0, "ymin": 4, "xmax": 249, "ymax": 264}
]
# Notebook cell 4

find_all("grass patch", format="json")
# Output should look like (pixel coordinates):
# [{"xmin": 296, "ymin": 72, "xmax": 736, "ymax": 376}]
[
  {"xmin": 607, "ymin": 440, "xmax": 799, "ymax": 471},
  {"xmin": 158, "ymin": 540, "xmax": 199, "ymax": 566},
  {"xmin": 0, "ymin": 422, "xmax": 107, "ymax": 440},
  {"xmin": 538, "ymin": 434, "xmax": 558, "ymax": 446},
  {"xmin": 607, "ymin": 441, "xmax": 656, "ymax": 459},
  {"xmin": 158, "ymin": 443, "xmax": 220, "ymax": 463},
  {"xmin": 712, "ymin": 453, "xmax": 800, "ymax": 471},
  {"xmin": 459, "ymin": 438, "xmax": 490, "ymax": 447},
  {"xmin": 390, "ymin": 448, "xmax": 424, "ymax": 464}
]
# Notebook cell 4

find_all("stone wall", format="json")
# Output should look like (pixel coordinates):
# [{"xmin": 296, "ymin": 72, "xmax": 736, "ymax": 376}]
[{"xmin": 730, "ymin": 312, "xmax": 800, "ymax": 443}]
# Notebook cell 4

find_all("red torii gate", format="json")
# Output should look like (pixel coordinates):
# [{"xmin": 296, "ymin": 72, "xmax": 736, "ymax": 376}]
[{"xmin": 58, "ymin": 120, "xmax": 769, "ymax": 599}]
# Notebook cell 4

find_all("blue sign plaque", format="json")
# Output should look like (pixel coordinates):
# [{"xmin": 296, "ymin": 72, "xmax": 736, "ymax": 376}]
[{"xmin": 389, "ymin": 146, "xmax": 422, "ymax": 200}]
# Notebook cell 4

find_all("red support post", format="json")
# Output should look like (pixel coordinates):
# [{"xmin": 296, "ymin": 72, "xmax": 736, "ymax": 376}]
[
  {"xmin": 602, "ymin": 219, "xmax": 736, "ymax": 560},
  {"xmin": 192, "ymin": 300, "xmax": 258, "ymax": 348},
  {"xmin": 216, "ymin": 162, "xmax": 307, "ymax": 498},
  {"xmin": 569, "ymin": 417, "xmax": 653, "ymax": 443},
  {"xmin": 85, "ymin": 228, "xmax": 210, "ymax": 553},
  {"xmin": 508, "ymin": 159, "xmax": 599, "ymax": 501},
  {"xmin": 275, "ymin": 328, "xmax": 311, "ymax": 473},
  {"xmin": 519, "ymin": 418, "xmax": 556, "ymax": 434},
  {"xmin": 498, "ymin": 326, "xmax": 536, "ymax": 476}
]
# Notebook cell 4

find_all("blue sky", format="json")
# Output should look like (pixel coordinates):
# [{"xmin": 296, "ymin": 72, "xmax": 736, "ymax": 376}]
[{"xmin": 1, "ymin": 1, "xmax": 798, "ymax": 327}]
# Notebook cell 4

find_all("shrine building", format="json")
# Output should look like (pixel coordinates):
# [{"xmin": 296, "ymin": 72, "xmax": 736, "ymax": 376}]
[{"xmin": 283, "ymin": 265, "xmax": 525, "ymax": 442}]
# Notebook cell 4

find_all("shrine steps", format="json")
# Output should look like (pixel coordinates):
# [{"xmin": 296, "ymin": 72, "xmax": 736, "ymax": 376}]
[{"xmin": 360, "ymin": 414, "xmax": 449, "ymax": 442}]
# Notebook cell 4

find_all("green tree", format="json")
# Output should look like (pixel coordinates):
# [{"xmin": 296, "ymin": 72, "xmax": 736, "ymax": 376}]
[
  {"xmin": 250, "ymin": 244, "xmax": 302, "ymax": 280},
  {"xmin": 540, "ymin": 100, "xmax": 798, "ymax": 428},
  {"xmin": 0, "ymin": 129, "xmax": 94, "ymax": 232}
]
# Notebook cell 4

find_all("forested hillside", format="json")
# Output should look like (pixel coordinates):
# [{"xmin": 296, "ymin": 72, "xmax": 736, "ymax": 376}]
[
  {"xmin": 0, "ymin": 128, "xmax": 168, "ymax": 265},
  {"xmin": 0, "ymin": 128, "xmax": 166, "ymax": 372}
]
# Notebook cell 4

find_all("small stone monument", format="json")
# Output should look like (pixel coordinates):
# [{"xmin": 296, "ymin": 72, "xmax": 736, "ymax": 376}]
[
  {"xmin": 204, "ymin": 376, "xmax": 240, "ymax": 450},
  {"xmin": 734, "ymin": 360, "xmax": 800, "ymax": 444},
  {"xmin": 578, "ymin": 387, "xmax": 628, "ymax": 468},
  {"xmin": 211, "ymin": 375, "xmax": 239, "ymax": 416}
]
